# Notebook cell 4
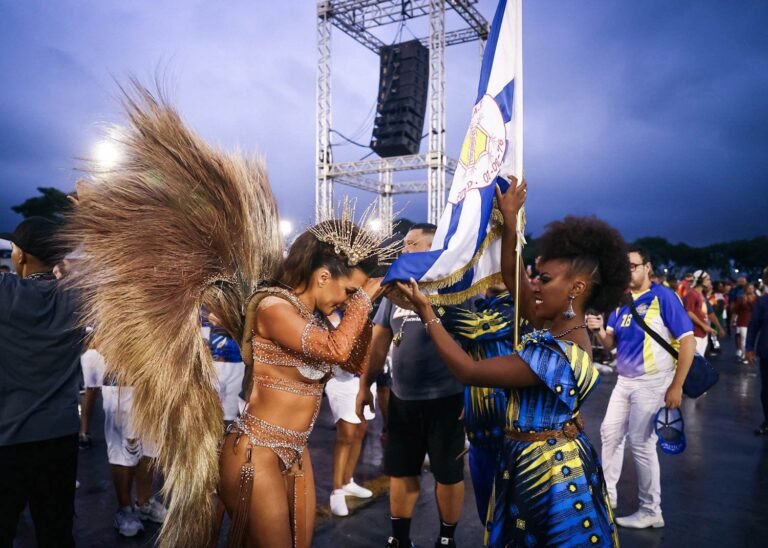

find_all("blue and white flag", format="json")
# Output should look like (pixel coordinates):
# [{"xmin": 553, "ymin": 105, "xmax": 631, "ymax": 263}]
[{"xmin": 383, "ymin": 0, "xmax": 524, "ymax": 304}]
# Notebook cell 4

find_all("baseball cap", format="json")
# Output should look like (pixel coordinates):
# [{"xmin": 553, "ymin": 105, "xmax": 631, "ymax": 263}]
[
  {"xmin": 0, "ymin": 216, "xmax": 63, "ymax": 266},
  {"xmin": 692, "ymin": 270, "xmax": 709, "ymax": 286},
  {"xmin": 655, "ymin": 407, "xmax": 686, "ymax": 455}
]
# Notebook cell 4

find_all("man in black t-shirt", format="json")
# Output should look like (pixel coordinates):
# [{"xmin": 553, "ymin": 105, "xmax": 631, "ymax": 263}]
[{"xmin": 0, "ymin": 217, "xmax": 83, "ymax": 547}]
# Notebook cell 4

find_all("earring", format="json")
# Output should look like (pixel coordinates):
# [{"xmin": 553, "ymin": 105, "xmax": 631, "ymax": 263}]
[{"xmin": 562, "ymin": 296, "xmax": 576, "ymax": 319}]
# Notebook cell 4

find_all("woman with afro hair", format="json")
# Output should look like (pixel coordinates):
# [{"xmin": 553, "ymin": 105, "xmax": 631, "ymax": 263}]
[{"xmin": 395, "ymin": 176, "xmax": 628, "ymax": 547}]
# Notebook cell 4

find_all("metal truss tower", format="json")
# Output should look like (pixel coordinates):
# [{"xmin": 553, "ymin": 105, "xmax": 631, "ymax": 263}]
[{"xmin": 316, "ymin": 0, "xmax": 488, "ymax": 232}]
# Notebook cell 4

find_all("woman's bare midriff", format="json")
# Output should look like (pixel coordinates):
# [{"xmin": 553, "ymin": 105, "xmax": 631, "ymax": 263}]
[{"xmin": 246, "ymin": 361, "xmax": 322, "ymax": 432}]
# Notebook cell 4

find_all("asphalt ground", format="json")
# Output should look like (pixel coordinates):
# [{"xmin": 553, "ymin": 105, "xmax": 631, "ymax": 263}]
[{"xmin": 12, "ymin": 336, "xmax": 768, "ymax": 547}]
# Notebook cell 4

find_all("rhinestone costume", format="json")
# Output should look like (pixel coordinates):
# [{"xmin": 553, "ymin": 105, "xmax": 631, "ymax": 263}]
[{"xmin": 228, "ymin": 286, "xmax": 372, "ymax": 472}]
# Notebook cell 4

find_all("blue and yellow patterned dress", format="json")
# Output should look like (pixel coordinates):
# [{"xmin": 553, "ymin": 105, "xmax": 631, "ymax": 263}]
[{"xmin": 486, "ymin": 330, "xmax": 618, "ymax": 547}]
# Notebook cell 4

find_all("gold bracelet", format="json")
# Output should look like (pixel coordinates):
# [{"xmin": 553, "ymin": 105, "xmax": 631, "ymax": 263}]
[{"xmin": 423, "ymin": 317, "xmax": 441, "ymax": 329}]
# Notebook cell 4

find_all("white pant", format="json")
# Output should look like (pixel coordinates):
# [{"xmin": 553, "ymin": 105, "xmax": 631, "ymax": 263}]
[
  {"xmin": 600, "ymin": 371, "xmax": 674, "ymax": 516},
  {"xmin": 737, "ymin": 326, "xmax": 748, "ymax": 357},
  {"xmin": 694, "ymin": 336, "xmax": 708, "ymax": 357}
]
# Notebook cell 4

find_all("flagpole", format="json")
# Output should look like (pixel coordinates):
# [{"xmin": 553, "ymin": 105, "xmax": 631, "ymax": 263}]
[
  {"xmin": 513, "ymin": 0, "xmax": 524, "ymax": 348},
  {"xmin": 514, "ymin": 210, "xmax": 523, "ymax": 347}
]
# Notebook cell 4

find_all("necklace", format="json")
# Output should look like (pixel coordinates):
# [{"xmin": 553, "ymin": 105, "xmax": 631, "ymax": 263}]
[
  {"xmin": 552, "ymin": 323, "xmax": 587, "ymax": 339},
  {"xmin": 26, "ymin": 272, "xmax": 55, "ymax": 281}
]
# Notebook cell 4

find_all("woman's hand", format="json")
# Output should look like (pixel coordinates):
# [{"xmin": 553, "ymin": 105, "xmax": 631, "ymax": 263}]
[
  {"xmin": 394, "ymin": 278, "xmax": 432, "ymax": 320},
  {"xmin": 494, "ymin": 175, "xmax": 527, "ymax": 226}
]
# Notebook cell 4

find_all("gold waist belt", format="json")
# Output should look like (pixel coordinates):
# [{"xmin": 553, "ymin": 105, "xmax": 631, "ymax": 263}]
[{"xmin": 505, "ymin": 416, "xmax": 585, "ymax": 442}]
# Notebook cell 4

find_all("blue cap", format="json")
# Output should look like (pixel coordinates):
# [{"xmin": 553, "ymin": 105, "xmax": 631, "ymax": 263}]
[{"xmin": 655, "ymin": 407, "xmax": 686, "ymax": 455}]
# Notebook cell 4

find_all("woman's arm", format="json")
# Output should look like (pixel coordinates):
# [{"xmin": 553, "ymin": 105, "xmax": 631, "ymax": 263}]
[
  {"xmin": 495, "ymin": 177, "xmax": 539, "ymax": 327},
  {"xmin": 395, "ymin": 279, "xmax": 541, "ymax": 389},
  {"xmin": 252, "ymin": 290, "xmax": 372, "ymax": 366}
]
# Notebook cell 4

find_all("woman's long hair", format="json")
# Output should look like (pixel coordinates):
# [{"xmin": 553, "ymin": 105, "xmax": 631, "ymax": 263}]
[{"xmin": 279, "ymin": 222, "xmax": 379, "ymax": 289}]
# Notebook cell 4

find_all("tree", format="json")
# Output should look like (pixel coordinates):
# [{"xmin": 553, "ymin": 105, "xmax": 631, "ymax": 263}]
[{"xmin": 11, "ymin": 187, "xmax": 72, "ymax": 220}]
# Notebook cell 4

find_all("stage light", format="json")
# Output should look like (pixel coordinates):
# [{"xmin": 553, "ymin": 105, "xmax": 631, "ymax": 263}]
[
  {"xmin": 279, "ymin": 220, "xmax": 294, "ymax": 237},
  {"xmin": 92, "ymin": 140, "xmax": 122, "ymax": 170},
  {"xmin": 367, "ymin": 218, "xmax": 383, "ymax": 232}
]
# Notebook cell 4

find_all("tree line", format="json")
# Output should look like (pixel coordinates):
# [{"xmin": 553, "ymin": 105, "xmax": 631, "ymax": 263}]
[{"xmin": 9, "ymin": 188, "xmax": 768, "ymax": 280}]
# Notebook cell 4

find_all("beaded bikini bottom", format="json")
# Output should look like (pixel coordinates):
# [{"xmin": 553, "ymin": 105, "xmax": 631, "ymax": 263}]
[{"xmin": 228, "ymin": 374, "xmax": 323, "ymax": 472}]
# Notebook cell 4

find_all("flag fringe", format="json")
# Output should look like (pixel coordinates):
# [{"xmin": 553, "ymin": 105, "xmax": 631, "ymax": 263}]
[
  {"xmin": 429, "ymin": 272, "xmax": 504, "ymax": 306},
  {"xmin": 419, "ymin": 204, "xmax": 505, "ymax": 298}
]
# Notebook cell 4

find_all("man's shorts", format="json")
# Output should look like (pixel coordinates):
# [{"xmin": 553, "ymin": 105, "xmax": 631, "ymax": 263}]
[
  {"xmin": 102, "ymin": 386, "xmax": 158, "ymax": 467},
  {"xmin": 214, "ymin": 361, "xmax": 245, "ymax": 422},
  {"xmin": 80, "ymin": 349, "xmax": 106, "ymax": 388},
  {"xmin": 384, "ymin": 392, "xmax": 465, "ymax": 485},
  {"xmin": 325, "ymin": 374, "xmax": 376, "ymax": 424}
]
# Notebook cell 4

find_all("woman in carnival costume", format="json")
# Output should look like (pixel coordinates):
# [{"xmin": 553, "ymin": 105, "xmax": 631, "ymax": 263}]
[
  {"xmin": 394, "ymin": 177, "xmax": 628, "ymax": 547},
  {"xmin": 63, "ymin": 83, "xmax": 393, "ymax": 547}
]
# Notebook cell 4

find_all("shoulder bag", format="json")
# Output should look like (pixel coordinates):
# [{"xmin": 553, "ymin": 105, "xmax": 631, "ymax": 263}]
[{"xmin": 626, "ymin": 298, "xmax": 719, "ymax": 398}]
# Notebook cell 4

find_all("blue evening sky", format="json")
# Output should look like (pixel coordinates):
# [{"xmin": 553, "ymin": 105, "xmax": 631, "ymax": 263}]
[{"xmin": 0, "ymin": 1, "xmax": 766, "ymax": 245}]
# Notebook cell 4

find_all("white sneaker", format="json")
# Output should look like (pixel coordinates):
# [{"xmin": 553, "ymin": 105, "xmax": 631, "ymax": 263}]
[
  {"xmin": 342, "ymin": 479, "xmax": 373, "ymax": 499},
  {"xmin": 137, "ymin": 497, "xmax": 168, "ymax": 523},
  {"xmin": 615, "ymin": 510, "xmax": 664, "ymax": 529},
  {"xmin": 114, "ymin": 507, "xmax": 144, "ymax": 537},
  {"xmin": 330, "ymin": 489, "xmax": 349, "ymax": 517}
]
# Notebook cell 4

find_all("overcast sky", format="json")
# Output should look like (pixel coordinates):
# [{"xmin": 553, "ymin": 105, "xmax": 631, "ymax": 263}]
[{"xmin": 1, "ymin": 0, "xmax": 766, "ymax": 246}]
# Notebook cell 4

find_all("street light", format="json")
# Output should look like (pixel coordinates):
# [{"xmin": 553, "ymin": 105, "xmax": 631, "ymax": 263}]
[
  {"xmin": 279, "ymin": 220, "xmax": 294, "ymax": 238},
  {"xmin": 92, "ymin": 140, "xmax": 122, "ymax": 170}
]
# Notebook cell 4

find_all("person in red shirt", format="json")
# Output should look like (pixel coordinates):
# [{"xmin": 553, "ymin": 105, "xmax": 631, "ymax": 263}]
[
  {"xmin": 677, "ymin": 273, "xmax": 693, "ymax": 299},
  {"xmin": 736, "ymin": 284, "xmax": 757, "ymax": 363},
  {"xmin": 683, "ymin": 270, "xmax": 714, "ymax": 356}
]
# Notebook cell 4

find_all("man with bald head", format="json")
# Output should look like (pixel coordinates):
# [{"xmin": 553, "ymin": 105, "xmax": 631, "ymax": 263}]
[{"xmin": 0, "ymin": 217, "xmax": 83, "ymax": 547}]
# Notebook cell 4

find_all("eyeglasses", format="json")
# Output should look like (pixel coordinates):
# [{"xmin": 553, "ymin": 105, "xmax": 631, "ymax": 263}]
[{"xmin": 629, "ymin": 262, "xmax": 647, "ymax": 272}]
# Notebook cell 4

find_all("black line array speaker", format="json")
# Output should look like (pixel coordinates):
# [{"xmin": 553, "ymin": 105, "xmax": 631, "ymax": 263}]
[{"xmin": 370, "ymin": 39, "xmax": 429, "ymax": 158}]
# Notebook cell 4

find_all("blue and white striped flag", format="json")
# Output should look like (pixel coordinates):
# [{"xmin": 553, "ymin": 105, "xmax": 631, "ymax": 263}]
[{"xmin": 383, "ymin": 0, "xmax": 524, "ymax": 304}]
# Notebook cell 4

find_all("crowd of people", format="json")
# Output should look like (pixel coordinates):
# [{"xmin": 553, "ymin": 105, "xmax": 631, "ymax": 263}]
[{"xmin": 2, "ymin": 90, "xmax": 767, "ymax": 548}]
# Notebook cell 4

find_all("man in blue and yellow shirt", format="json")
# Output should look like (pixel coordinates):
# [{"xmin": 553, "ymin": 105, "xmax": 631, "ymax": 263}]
[{"xmin": 588, "ymin": 247, "xmax": 695, "ymax": 530}]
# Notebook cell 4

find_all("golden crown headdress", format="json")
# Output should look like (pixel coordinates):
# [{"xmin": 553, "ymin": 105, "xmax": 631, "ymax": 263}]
[{"xmin": 308, "ymin": 198, "xmax": 402, "ymax": 266}]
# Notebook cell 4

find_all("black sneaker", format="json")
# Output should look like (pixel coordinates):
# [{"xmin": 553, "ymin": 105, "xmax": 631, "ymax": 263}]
[
  {"xmin": 78, "ymin": 433, "xmax": 92, "ymax": 449},
  {"xmin": 755, "ymin": 423, "xmax": 768, "ymax": 436},
  {"xmin": 435, "ymin": 538, "xmax": 456, "ymax": 547},
  {"xmin": 386, "ymin": 537, "xmax": 414, "ymax": 548}
]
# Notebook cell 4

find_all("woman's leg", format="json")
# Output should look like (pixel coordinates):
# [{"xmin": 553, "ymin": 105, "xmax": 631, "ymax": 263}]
[
  {"xmin": 79, "ymin": 387, "xmax": 100, "ymax": 440},
  {"xmin": 332, "ymin": 420, "xmax": 357, "ymax": 490},
  {"xmin": 219, "ymin": 433, "xmax": 292, "ymax": 547},
  {"xmin": 299, "ymin": 448, "xmax": 316, "ymax": 548},
  {"xmin": 342, "ymin": 420, "xmax": 368, "ymax": 485}
]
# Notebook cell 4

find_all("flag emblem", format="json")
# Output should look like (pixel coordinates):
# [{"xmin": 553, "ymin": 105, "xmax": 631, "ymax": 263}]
[{"xmin": 452, "ymin": 94, "xmax": 507, "ymax": 205}]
